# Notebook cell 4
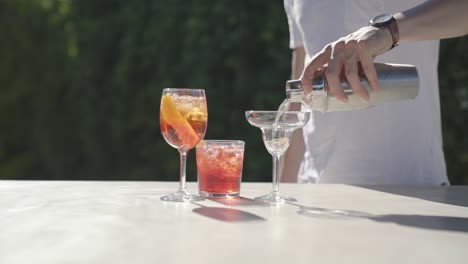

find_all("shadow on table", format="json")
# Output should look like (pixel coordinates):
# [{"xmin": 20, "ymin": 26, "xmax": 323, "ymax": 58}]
[
  {"xmin": 288, "ymin": 202, "xmax": 373, "ymax": 219},
  {"xmin": 288, "ymin": 202, "xmax": 468, "ymax": 233},
  {"xmin": 207, "ymin": 196, "xmax": 269, "ymax": 207},
  {"xmin": 352, "ymin": 185, "xmax": 468, "ymax": 208},
  {"xmin": 371, "ymin": 214, "xmax": 468, "ymax": 233},
  {"xmin": 191, "ymin": 202, "xmax": 266, "ymax": 223}
]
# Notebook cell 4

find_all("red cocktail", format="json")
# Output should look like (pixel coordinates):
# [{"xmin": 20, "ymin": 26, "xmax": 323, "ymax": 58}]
[
  {"xmin": 159, "ymin": 89, "xmax": 207, "ymax": 202},
  {"xmin": 196, "ymin": 140, "xmax": 245, "ymax": 197}
]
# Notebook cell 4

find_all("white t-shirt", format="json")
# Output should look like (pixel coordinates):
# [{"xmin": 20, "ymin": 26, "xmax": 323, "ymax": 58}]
[{"xmin": 284, "ymin": 0, "xmax": 449, "ymax": 185}]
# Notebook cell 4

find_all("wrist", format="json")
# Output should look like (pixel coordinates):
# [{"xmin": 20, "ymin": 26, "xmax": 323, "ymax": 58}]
[
  {"xmin": 393, "ymin": 13, "xmax": 407, "ymax": 42},
  {"xmin": 369, "ymin": 14, "xmax": 400, "ymax": 50},
  {"xmin": 365, "ymin": 25, "xmax": 394, "ymax": 56},
  {"xmin": 377, "ymin": 26, "xmax": 396, "ymax": 52}
]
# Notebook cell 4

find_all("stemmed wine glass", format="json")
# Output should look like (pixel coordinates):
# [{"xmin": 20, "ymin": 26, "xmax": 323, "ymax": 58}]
[
  {"xmin": 160, "ymin": 88, "xmax": 208, "ymax": 202},
  {"xmin": 245, "ymin": 110, "xmax": 310, "ymax": 204}
]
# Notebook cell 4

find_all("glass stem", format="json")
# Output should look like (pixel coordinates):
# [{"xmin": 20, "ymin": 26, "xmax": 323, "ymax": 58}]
[
  {"xmin": 178, "ymin": 149, "xmax": 188, "ymax": 192},
  {"xmin": 272, "ymin": 154, "xmax": 281, "ymax": 193}
]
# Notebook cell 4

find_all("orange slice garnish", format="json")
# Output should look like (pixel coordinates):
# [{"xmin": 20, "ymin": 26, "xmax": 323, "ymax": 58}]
[{"xmin": 161, "ymin": 94, "xmax": 200, "ymax": 147}]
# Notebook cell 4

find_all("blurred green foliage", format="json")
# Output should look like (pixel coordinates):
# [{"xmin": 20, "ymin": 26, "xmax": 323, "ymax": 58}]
[{"xmin": 0, "ymin": 0, "xmax": 467, "ymax": 184}]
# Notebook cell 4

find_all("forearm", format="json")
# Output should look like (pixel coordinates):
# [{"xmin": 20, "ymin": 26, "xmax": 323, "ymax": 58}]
[
  {"xmin": 281, "ymin": 47, "xmax": 306, "ymax": 183},
  {"xmin": 291, "ymin": 47, "xmax": 305, "ymax": 79},
  {"xmin": 281, "ymin": 130, "xmax": 305, "ymax": 182},
  {"xmin": 395, "ymin": 0, "xmax": 468, "ymax": 43}
]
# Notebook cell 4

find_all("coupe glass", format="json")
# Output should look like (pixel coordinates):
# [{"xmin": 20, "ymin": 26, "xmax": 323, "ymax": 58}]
[
  {"xmin": 245, "ymin": 110, "xmax": 310, "ymax": 204},
  {"xmin": 160, "ymin": 88, "xmax": 208, "ymax": 202}
]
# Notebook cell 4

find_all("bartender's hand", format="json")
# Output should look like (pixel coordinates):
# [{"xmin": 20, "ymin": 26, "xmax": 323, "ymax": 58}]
[{"xmin": 300, "ymin": 26, "xmax": 393, "ymax": 103}]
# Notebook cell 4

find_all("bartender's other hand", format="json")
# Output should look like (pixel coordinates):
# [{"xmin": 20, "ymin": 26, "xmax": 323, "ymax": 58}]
[{"xmin": 300, "ymin": 26, "xmax": 393, "ymax": 103}]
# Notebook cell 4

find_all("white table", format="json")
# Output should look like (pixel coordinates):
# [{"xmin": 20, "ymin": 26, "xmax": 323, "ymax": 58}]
[{"xmin": 1, "ymin": 181, "xmax": 468, "ymax": 264}]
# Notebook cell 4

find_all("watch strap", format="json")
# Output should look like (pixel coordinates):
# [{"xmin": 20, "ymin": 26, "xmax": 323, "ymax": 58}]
[
  {"xmin": 369, "ymin": 15, "xmax": 400, "ymax": 50},
  {"xmin": 386, "ymin": 16, "xmax": 399, "ymax": 50}
]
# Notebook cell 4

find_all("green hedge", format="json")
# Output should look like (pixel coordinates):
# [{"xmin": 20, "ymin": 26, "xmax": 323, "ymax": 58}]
[{"xmin": 1, "ymin": 0, "xmax": 467, "ymax": 184}]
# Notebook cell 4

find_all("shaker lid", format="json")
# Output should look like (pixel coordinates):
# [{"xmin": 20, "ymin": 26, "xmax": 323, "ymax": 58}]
[
  {"xmin": 286, "ymin": 79, "xmax": 303, "ymax": 92},
  {"xmin": 312, "ymin": 72, "xmax": 326, "ymax": 91},
  {"xmin": 286, "ymin": 75, "xmax": 326, "ymax": 92}
]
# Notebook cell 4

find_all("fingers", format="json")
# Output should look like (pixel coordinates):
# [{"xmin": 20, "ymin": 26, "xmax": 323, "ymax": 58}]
[
  {"xmin": 301, "ymin": 26, "xmax": 383, "ymax": 102},
  {"xmin": 357, "ymin": 44, "xmax": 380, "ymax": 92},
  {"xmin": 300, "ymin": 45, "xmax": 331, "ymax": 94},
  {"xmin": 325, "ymin": 41, "xmax": 348, "ymax": 102},
  {"xmin": 344, "ymin": 41, "xmax": 369, "ymax": 102}
]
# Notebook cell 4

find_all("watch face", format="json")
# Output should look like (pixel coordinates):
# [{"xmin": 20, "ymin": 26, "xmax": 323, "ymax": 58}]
[{"xmin": 371, "ymin": 13, "xmax": 392, "ymax": 25}]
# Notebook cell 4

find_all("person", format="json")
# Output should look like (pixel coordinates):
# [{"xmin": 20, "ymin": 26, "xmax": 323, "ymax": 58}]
[{"xmin": 281, "ymin": 0, "xmax": 468, "ymax": 185}]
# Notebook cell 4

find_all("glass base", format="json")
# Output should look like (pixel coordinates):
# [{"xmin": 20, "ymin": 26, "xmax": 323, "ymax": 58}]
[
  {"xmin": 254, "ymin": 191, "xmax": 297, "ymax": 204},
  {"xmin": 161, "ymin": 189, "xmax": 203, "ymax": 202},
  {"xmin": 200, "ymin": 191, "xmax": 240, "ymax": 198}
]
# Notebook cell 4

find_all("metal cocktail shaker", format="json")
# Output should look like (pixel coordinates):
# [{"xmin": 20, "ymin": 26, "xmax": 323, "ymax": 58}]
[{"xmin": 285, "ymin": 63, "xmax": 419, "ymax": 112}]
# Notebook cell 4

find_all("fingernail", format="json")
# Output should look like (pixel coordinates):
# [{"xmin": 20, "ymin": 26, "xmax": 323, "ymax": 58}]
[{"xmin": 360, "ymin": 97, "xmax": 370, "ymax": 104}]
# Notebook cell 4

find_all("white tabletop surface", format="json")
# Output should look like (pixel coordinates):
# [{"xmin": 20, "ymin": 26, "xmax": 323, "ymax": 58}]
[{"xmin": 1, "ymin": 181, "xmax": 468, "ymax": 264}]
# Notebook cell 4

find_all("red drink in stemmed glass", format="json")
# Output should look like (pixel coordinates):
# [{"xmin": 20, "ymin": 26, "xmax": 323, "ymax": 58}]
[{"xmin": 159, "ymin": 88, "xmax": 208, "ymax": 202}]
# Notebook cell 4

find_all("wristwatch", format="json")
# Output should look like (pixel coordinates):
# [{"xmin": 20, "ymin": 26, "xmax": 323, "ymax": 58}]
[{"xmin": 369, "ymin": 13, "xmax": 399, "ymax": 50}]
